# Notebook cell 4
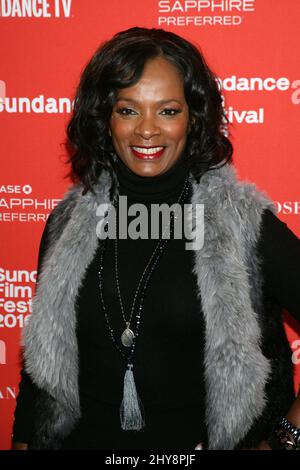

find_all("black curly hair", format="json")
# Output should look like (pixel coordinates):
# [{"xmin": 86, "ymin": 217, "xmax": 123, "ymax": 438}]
[{"xmin": 65, "ymin": 26, "xmax": 233, "ymax": 196}]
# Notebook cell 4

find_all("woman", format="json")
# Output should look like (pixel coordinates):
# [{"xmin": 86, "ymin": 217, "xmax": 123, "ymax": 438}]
[{"xmin": 12, "ymin": 27, "xmax": 300, "ymax": 450}]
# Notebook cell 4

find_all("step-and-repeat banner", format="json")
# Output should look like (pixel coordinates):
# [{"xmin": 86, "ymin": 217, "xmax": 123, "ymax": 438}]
[{"xmin": 1, "ymin": 0, "xmax": 299, "ymax": 450}]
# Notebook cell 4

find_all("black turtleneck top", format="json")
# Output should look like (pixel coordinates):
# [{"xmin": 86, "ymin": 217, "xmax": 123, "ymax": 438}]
[{"xmin": 12, "ymin": 156, "xmax": 300, "ymax": 450}]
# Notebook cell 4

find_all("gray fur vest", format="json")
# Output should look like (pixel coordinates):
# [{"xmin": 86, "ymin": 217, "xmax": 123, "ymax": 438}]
[{"xmin": 22, "ymin": 163, "xmax": 295, "ymax": 450}]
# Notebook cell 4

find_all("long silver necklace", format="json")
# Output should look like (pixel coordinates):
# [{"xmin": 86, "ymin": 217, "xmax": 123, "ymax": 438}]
[{"xmin": 98, "ymin": 174, "xmax": 191, "ymax": 430}]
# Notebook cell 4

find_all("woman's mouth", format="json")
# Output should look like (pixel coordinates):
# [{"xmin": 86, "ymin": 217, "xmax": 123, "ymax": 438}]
[{"xmin": 130, "ymin": 146, "xmax": 166, "ymax": 160}]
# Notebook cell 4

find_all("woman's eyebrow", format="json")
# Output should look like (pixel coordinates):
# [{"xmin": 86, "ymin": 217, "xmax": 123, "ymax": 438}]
[{"xmin": 116, "ymin": 97, "xmax": 182, "ymax": 105}]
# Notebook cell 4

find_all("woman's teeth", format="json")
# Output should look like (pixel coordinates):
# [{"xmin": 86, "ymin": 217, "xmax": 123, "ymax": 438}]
[{"xmin": 131, "ymin": 146, "xmax": 164, "ymax": 155}]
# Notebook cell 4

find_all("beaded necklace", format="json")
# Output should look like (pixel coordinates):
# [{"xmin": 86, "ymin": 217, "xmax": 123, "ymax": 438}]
[{"xmin": 98, "ymin": 174, "xmax": 191, "ymax": 430}]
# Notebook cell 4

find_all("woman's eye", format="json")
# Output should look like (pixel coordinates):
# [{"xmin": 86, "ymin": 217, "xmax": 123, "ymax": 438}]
[
  {"xmin": 116, "ymin": 107, "xmax": 136, "ymax": 116},
  {"xmin": 161, "ymin": 108, "xmax": 181, "ymax": 116}
]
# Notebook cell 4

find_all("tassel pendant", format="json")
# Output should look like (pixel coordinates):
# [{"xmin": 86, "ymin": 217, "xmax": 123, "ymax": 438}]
[{"xmin": 120, "ymin": 363, "xmax": 145, "ymax": 430}]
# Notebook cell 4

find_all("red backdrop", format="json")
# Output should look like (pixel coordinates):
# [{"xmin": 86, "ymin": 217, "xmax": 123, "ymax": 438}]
[{"xmin": 1, "ymin": 0, "xmax": 299, "ymax": 450}]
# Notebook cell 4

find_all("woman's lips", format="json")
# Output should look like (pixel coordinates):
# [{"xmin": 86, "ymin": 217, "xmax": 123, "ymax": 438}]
[{"xmin": 130, "ymin": 147, "xmax": 166, "ymax": 160}]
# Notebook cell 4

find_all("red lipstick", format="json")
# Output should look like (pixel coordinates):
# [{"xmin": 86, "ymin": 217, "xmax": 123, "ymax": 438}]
[{"xmin": 130, "ymin": 146, "xmax": 166, "ymax": 160}]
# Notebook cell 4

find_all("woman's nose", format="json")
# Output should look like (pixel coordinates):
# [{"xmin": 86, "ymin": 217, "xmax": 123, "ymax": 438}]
[{"xmin": 134, "ymin": 115, "xmax": 161, "ymax": 139}]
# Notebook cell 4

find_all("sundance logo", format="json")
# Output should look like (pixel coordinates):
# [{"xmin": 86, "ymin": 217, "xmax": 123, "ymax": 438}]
[
  {"xmin": 0, "ymin": 93, "xmax": 74, "ymax": 114},
  {"xmin": 0, "ymin": 0, "xmax": 73, "ymax": 18},
  {"xmin": 0, "ymin": 80, "xmax": 74, "ymax": 114}
]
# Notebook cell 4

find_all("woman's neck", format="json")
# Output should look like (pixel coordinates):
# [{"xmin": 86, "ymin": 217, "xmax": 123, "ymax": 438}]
[{"xmin": 113, "ymin": 152, "xmax": 190, "ymax": 203}]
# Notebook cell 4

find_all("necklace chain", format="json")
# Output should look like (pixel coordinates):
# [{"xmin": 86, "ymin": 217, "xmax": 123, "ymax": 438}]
[{"xmin": 114, "ymin": 174, "xmax": 191, "ymax": 331}]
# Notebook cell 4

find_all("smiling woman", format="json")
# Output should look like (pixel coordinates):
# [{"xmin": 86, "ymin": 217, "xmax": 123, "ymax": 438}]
[
  {"xmin": 12, "ymin": 27, "xmax": 300, "ymax": 451},
  {"xmin": 108, "ymin": 57, "xmax": 191, "ymax": 177},
  {"xmin": 63, "ymin": 27, "xmax": 231, "ymax": 197}
]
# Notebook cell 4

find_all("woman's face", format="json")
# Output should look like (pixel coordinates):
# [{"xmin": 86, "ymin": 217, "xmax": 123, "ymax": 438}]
[{"xmin": 109, "ymin": 56, "xmax": 190, "ymax": 177}]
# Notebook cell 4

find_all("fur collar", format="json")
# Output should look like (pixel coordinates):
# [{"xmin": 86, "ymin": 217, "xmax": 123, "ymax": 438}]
[{"xmin": 22, "ymin": 162, "xmax": 277, "ymax": 449}]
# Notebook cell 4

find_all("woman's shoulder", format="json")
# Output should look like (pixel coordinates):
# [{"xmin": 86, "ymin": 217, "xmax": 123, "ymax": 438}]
[
  {"xmin": 50, "ymin": 182, "xmax": 82, "ymax": 220},
  {"xmin": 44, "ymin": 182, "xmax": 82, "ymax": 234},
  {"xmin": 197, "ymin": 164, "xmax": 277, "ymax": 225}
]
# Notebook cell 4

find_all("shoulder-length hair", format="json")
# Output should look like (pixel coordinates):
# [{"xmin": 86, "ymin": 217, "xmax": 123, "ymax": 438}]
[{"xmin": 65, "ymin": 27, "xmax": 233, "ymax": 196}]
